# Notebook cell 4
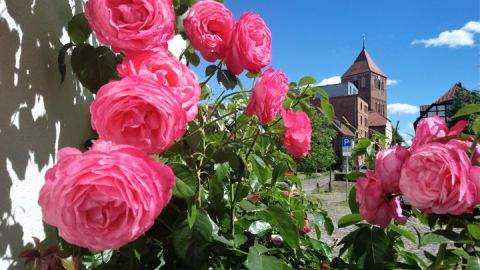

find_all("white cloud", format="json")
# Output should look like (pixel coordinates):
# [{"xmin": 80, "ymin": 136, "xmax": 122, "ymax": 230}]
[
  {"xmin": 387, "ymin": 79, "xmax": 399, "ymax": 86},
  {"xmin": 317, "ymin": 76, "xmax": 341, "ymax": 86},
  {"xmin": 412, "ymin": 21, "xmax": 480, "ymax": 48},
  {"xmin": 387, "ymin": 103, "xmax": 419, "ymax": 115},
  {"xmin": 407, "ymin": 123, "xmax": 414, "ymax": 130}
]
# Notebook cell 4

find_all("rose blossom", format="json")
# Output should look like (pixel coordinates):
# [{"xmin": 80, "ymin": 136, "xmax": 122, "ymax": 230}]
[
  {"xmin": 38, "ymin": 140, "xmax": 175, "ymax": 250},
  {"xmin": 90, "ymin": 76, "xmax": 186, "ymax": 154},
  {"xmin": 84, "ymin": 0, "xmax": 175, "ymax": 54},
  {"xmin": 399, "ymin": 141, "xmax": 478, "ymax": 215},
  {"xmin": 356, "ymin": 172, "xmax": 406, "ymax": 228},
  {"xmin": 117, "ymin": 51, "xmax": 200, "ymax": 121},
  {"xmin": 183, "ymin": 0, "xmax": 235, "ymax": 62},
  {"xmin": 281, "ymin": 109, "xmax": 311, "ymax": 158},
  {"xmin": 224, "ymin": 12, "xmax": 272, "ymax": 75},
  {"xmin": 411, "ymin": 116, "xmax": 466, "ymax": 150},
  {"xmin": 245, "ymin": 67, "xmax": 288, "ymax": 124},
  {"xmin": 374, "ymin": 145, "xmax": 410, "ymax": 193},
  {"xmin": 303, "ymin": 219, "xmax": 312, "ymax": 234}
]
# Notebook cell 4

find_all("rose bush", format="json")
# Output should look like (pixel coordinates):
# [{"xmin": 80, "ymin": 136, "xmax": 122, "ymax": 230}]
[
  {"xmin": 333, "ymin": 114, "xmax": 480, "ymax": 269},
  {"xmin": 84, "ymin": 0, "xmax": 175, "ymax": 53},
  {"xmin": 38, "ymin": 140, "xmax": 175, "ymax": 251},
  {"xmin": 36, "ymin": 1, "xmax": 337, "ymax": 269}
]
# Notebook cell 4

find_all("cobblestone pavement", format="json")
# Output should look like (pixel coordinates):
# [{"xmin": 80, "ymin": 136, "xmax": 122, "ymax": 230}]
[{"xmin": 303, "ymin": 177, "xmax": 436, "ymax": 262}]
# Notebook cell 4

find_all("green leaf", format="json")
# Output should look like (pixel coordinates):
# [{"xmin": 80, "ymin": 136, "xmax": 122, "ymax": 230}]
[
  {"xmin": 472, "ymin": 116, "xmax": 480, "ymax": 135},
  {"xmin": 324, "ymin": 215, "xmax": 334, "ymax": 236},
  {"xmin": 187, "ymin": 204, "xmax": 197, "ymax": 228},
  {"xmin": 312, "ymin": 87, "xmax": 329, "ymax": 99},
  {"xmin": 248, "ymin": 221, "xmax": 271, "ymax": 235},
  {"xmin": 205, "ymin": 65, "xmax": 218, "ymax": 77},
  {"xmin": 58, "ymin": 43, "xmax": 75, "ymax": 83},
  {"xmin": 246, "ymin": 71, "xmax": 262, "ymax": 78},
  {"xmin": 170, "ymin": 163, "xmax": 197, "ymax": 199},
  {"xmin": 172, "ymin": 209, "xmax": 212, "ymax": 267},
  {"xmin": 246, "ymin": 246, "xmax": 292, "ymax": 270},
  {"xmin": 175, "ymin": 4, "xmax": 188, "ymax": 16},
  {"xmin": 298, "ymin": 76, "xmax": 316, "ymax": 87},
  {"xmin": 468, "ymin": 223, "xmax": 480, "ymax": 240},
  {"xmin": 71, "ymin": 45, "xmax": 119, "ymax": 93},
  {"xmin": 272, "ymin": 161, "xmax": 288, "ymax": 184},
  {"xmin": 251, "ymin": 154, "xmax": 266, "ymax": 168},
  {"xmin": 200, "ymin": 84, "xmax": 212, "ymax": 100},
  {"xmin": 60, "ymin": 258, "xmax": 76, "ymax": 270},
  {"xmin": 389, "ymin": 224, "xmax": 416, "ymax": 243},
  {"xmin": 338, "ymin": 213, "xmax": 362, "ymax": 228},
  {"xmin": 258, "ymin": 206, "xmax": 300, "ymax": 249},
  {"xmin": 215, "ymin": 162, "xmax": 230, "ymax": 181},
  {"xmin": 320, "ymin": 98, "xmax": 335, "ymax": 121},
  {"xmin": 451, "ymin": 104, "xmax": 480, "ymax": 118},
  {"xmin": 185, "ymin": 50, "xmax": 200, "ymax": 66},
  {"xmin": 234, "ymin": 233, "xmax": 248, "ymax": 247},
  {"xmin": 466, "ymin": 256, "xmax": 480, "ymax": 270},
  {"xmin": 217, "ymin": 69, "xmax": 237, "ymax": 90},
  {"xmin": 67, "ymin": 13, "xmax": 92, "ymax": 44},
  {"xmin": 309, "ymin": 238, "xmax": 333, "ymax": 261},
  {"xmin": 348, "ymin": 186, "xmax": 359, "ymax": 214},
  {"xmin": 419, "ymin": 232, "xmax": 450, "ymax": 247}
]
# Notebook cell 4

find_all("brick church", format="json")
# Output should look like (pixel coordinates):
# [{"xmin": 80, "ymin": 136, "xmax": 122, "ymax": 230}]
[{"xmin": 321, "ymin": 45, "xmax": 392, "ymax": 164}]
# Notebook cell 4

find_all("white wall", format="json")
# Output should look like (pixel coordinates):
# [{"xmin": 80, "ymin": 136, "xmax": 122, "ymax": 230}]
[
  {"xmin": 0, "ymin": 0, "xmax": 96, "ymax": 269},
  {"xmin": 0, "ymin": 1, "xmax": 188, "ymax": 268}
]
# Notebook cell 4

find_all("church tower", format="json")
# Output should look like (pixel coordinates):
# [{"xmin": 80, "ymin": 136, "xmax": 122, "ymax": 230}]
[{"xmin": 341, "ymin": 46, "xmax": 387, "ymax": 117}]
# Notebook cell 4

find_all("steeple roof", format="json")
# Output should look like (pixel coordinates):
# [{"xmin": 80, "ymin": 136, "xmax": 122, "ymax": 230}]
[{"xmin": 342, "ymin": 48, "xmax": 386, "ymax": 78}]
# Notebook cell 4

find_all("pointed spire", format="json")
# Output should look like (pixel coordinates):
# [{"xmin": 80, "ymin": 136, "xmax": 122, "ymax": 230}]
[{"xmin": 362, "ymin": 34, "xmax": 366, "ymax": 49}]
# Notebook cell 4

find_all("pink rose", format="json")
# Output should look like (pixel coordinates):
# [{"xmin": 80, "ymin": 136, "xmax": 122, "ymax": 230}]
[
  {"xmin": 38, "ymin": 140, "xmax": 175, "ymax": 251},
  {"xmin": 224, "ymin": 12, "xmax": 272, "ymax": 75},
  {"xmin": 411, "ymin": 116, "xmax": 466, "ymax": 150},
  {"xmin": 303, "ymin": 219, "xmax": 312, "ymax": 234},
  {"xmin": 183, "ymin": 0, "xmax": 235, "ymax": 62},
  {"xmin": 90, "ymin": 76, "xmax": 186, "ymax": 154},
  {"xmin": 117, "ymin": 51, "xmax": 200, "ymax": 121},
  {"xmin": 399, "ymin": 141, "xmax": 478, "ymax": 215},
  {"xmin": 245, "ymin": 67, "xmax": 288, "ymax": 124},
  {"xmin": 356, "ymin": 172, "xmax": 407, "ymax": 228},
  {"xmin": 374, "ymin": 145, "xmax": 410, "ymax": 193},
  {"xmin": 85, "ymin": 0, "xmax": 174, "ymax": 54},
  {"xmin": 281, "ymin": 109, "xmax": 312, "ymax": 158}
]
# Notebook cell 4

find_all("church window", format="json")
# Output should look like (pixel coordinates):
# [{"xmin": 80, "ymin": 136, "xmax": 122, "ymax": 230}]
[{"xmin": 361, "ymin": 77, "xmax": 365, "ymax": 88}]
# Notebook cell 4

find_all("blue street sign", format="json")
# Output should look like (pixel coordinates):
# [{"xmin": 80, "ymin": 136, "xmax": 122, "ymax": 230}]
[{"xmin": 342, "ymin": 137, "xmax": 352, "ymax": 147}]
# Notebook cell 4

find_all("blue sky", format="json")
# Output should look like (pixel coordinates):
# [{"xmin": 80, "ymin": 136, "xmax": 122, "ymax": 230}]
[{"xmin": 191, "ymin": 0, "xmax": 479, "ymax": 145}]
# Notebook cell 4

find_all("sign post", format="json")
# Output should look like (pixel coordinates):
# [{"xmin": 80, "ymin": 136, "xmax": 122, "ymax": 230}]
[{"xmin": 342, "ymin": 137, "xmax": 352, "ymax": 201}]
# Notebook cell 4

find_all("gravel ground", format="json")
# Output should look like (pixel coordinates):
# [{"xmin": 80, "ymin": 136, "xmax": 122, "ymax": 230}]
[{"xmin": 303, "ymin": 177, "xmax": 437, "ymax": 262}]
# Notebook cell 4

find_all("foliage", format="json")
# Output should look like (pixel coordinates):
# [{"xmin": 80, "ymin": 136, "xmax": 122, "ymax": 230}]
[
  {"xmin": 450, "ymin": 88, "xmax": 480, "ymax": 134},
  {"xmin": 334, "ymin": 103, "xmax": 480, "ymax": 269},
  {"xmin": 43, "ymin": 1, "xmax": 338, "ymax": 269},
  {"xmin": 296, "ymin": 109, "xmax": 336, "ymax": 173}
]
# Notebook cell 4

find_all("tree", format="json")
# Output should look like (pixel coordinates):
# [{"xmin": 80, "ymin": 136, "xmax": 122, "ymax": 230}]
[
  {"xmin": 449, "ymin": 88, "xmax": 480, "ymax": 134},
  {"xmin": 296, "ymin": 110, "xmax": 337, "ymax": 173}
]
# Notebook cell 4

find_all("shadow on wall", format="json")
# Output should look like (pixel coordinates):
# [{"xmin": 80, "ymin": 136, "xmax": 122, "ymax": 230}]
[{"xmin": 0, "ymin": 0, "xmax": 95, "ymax": 269}]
